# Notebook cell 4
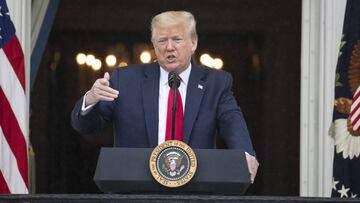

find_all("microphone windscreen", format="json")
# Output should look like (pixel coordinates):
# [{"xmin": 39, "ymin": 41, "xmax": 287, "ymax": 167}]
[{"xmin": 168, "ymin": 72, "xmax": 180, "ymax": 89}]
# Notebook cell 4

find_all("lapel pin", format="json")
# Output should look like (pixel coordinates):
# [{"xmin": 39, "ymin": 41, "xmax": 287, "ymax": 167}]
[{"xmin": 198, "ymin": 84, "xmax": 203, "ymax": 89}]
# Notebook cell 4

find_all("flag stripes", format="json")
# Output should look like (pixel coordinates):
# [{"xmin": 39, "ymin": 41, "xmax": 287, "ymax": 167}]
[
  {"xmin": 0, "ymin": 88, "xmax": 28, "ymax": 187},
  {"xmin": 0, "ymin": 0, "xmax": 28, "ymax": 194},
  {"xmin": 0, "ymin": 43, "xmax": 27, "ymax": 137},
  {"xmin": 0, "ymin": 169, "xmax": 10, "ymax": 193},
  {"xmin": 350, "ymin": 87, "xmax": 360, "ymax": 131},
  {"xmin": 0, "ymin": 127, "xmax": 28, "ymax": 193},
  {"xmin": 2, "ymin": 36, "xmax": 25, "ymax": 91}
]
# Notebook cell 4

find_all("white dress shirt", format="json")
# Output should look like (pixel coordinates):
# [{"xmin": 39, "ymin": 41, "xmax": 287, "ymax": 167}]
[{"xmin": 158, "ymin": 64, "xmax": 191, "ymax": 145}]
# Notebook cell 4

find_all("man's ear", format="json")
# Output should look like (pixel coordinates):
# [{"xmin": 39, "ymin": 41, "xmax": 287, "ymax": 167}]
[{"xmin": 191, "ymin": 39, "xmax": 198, "ymax": 53}]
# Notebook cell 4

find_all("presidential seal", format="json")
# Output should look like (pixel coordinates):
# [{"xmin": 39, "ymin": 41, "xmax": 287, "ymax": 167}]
[{"xmin": 149, "ymin": 140, "xmax": 197, "ymax": 188}]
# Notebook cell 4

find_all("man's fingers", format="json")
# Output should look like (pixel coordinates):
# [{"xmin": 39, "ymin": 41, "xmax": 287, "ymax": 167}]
[
  {"xmin": 104, "ymin": 72, "xmax": 110, "ymax": 80},
  {"xmin": 98, "ymin": 78, "xmax": 110, "ymax": 86},
  {"xmin": 251, "ymin": 159, "xmax": 259, "ymax": 183},
  {"xmin": 87, "ymin": 93, "xmax": 115, "ymax": 103},
  {"xmin": 97, "ymin": 95, "xmax": 116, "ymax": 101},
  {"xmin": 95, "ymin": 88, "xmax": 119, "ymax": 99},
  {"xmin": 245, "ymin": 153, "xmax": 259, "ymax": 184},
  {"xmin": 96, "ymin": 85, "xmax": 119, "ymax": 95},
  {"xmin": 88, "ymin": 90, "xmax": 117, "ymax": 102}
]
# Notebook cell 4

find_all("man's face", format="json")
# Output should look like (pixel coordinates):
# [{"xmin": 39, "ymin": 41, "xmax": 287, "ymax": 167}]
[{"xmin": 152, "ymin": 25, "xmax": 197, "ymax": 73}]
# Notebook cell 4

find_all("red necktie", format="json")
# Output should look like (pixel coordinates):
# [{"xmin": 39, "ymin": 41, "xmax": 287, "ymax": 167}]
[{"xmin": 165, "ymin": 88, "xmax": 184, "ymax": 141}]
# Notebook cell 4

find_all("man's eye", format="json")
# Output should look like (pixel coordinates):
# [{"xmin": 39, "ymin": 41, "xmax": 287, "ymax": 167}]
[{"xmin": 158, "ymin": 39, "xmax": 167, "ymax": 44}]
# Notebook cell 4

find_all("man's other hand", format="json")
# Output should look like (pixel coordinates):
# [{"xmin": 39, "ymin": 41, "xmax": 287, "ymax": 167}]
[
  {"xmin": 85, "ymin": 72, "xmax": 119, "ymax": 106},
  {"xmin": 245, "ymin": 153, "xmax": 259, "ymax": 184}
]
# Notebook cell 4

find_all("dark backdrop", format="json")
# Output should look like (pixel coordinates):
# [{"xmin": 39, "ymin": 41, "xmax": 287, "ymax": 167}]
[{"xmin": 30, "ymin": 0, "xmax": 301, "ymax": 195}]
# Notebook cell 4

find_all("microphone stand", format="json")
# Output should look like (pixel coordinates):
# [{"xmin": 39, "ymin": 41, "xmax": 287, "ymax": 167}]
[{"xmin": 171, "ymin": 73, "xmax": 179, "ymax": 141}]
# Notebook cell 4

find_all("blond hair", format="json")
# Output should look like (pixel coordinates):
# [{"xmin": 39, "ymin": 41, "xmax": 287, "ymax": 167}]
[{"xmin": 151, "ymin": 11, "xmax": 198, "ymax": 41}]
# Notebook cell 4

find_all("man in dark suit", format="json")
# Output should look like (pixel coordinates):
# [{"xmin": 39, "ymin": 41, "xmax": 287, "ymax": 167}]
[{"xmin": 71, "ymin": 11, "xmax": 258, "ymax": 182}]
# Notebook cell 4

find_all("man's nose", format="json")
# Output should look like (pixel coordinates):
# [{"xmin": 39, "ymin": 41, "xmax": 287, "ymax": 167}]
[{"xmin": 166, "ymin": 39, "xmax": 175, "ymax": 50}]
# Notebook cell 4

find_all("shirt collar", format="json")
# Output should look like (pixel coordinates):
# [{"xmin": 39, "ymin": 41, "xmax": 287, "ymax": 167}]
[{"xmin": 159, "ymin": 63, "xmax": 192, "ymax": 87}]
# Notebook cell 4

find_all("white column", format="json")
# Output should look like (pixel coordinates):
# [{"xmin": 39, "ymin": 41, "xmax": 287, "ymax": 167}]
[{"xmin": 300, "ymin": 0, "xmax": 346, "ymax": 197}]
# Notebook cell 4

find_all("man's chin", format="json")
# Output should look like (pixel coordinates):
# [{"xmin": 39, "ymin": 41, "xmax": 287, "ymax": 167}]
[
  {"xmin": 161, "ymin": 63, "xmax": 188, "ymax": 73},
  {"xmin": 162, "ymin": 64, "xmax": 180, "ymax": 72}
]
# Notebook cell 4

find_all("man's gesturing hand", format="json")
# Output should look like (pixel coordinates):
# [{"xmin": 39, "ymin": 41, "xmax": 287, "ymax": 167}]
[{"xmin": 85, "ymin": 72, "xmax": 119, "ymax": 106}]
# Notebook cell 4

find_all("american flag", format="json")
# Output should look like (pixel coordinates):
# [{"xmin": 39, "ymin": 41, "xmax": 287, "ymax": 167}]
[
  {"xmin": 331, "ymin": 0, "xmax": 360, "ymax": 198},
  {"xmin": 0, "ymin": 0, "xmax": 28, "ymax": 193}
]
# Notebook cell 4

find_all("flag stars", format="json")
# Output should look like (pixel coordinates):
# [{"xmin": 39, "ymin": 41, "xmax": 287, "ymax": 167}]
[
  {"xmin": 351, "ymin": 193, "xmax": 358, "ymax": 198},
  {"xmin": 332, "ymin": 178, "xmax": 339, "ymax": 190},
  {"xmin": 0, "ymin": 6, "xmax": 9, "ymax": 17},
  {"xmin": 338, "ymin": 185, "xmax": 350, "ymax": 198}
]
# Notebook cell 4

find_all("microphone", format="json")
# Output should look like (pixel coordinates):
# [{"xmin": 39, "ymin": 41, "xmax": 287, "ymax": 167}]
[
  {"xmin": 168, "ymin": 72, "xmax": 180, "ymax": 89},
  {"xmin": 168, "ymin": 71, "xmax": 180, "ymax": 140}
]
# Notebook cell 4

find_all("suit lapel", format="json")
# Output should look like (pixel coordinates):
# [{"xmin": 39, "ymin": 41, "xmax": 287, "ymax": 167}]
[
  {"xmin": 183, "ymin": 64, "xmax": 206, "ymax": 143},
  {"xmin": 142, "ymin": 63, "xmax": 160, "ymax": 148}
]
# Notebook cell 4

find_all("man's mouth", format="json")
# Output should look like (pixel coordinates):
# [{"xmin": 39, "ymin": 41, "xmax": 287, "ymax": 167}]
[{"xmin": 166, "ymin": 55, "xmax": 176, "ymax": 63}]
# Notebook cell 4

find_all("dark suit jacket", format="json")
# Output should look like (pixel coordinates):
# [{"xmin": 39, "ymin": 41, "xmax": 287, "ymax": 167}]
[{"xmin": 71, "ymin": 62, "xmax": 255, "ymax": 156}]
